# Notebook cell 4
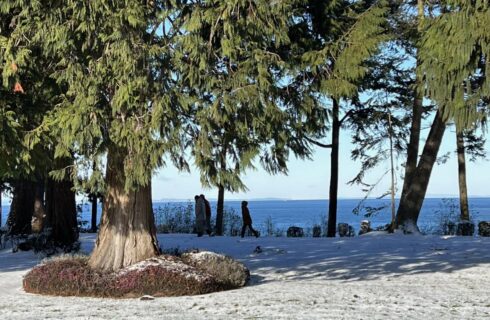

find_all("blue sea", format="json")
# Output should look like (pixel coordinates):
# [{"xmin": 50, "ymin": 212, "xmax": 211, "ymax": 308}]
[{"xmin": 2, "ymin": 198, "xmax": 490, "ymax": 233}]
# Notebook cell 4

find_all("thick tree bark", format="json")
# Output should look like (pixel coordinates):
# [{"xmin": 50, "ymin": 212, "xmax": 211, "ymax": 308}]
[
  {"xmin": 7, "ymin": 180, "xmax": 36, "ymax": 235},
  {"xmin": 395, "ymin": 110, "xmax": 446, "ymax": 231},
  {"xmin": 90, "ymin": 194, "xmax": 98, "ymax": 233},
  {"xmin": 45, "ymin": 176, "xmax": 78, "ymax": 246},
  {"xmin": 456, "ymin": 130, "xmax": 470, "ymax": 221},
  {"xmin": 31, "ymin": 181, "xmax": 46, "ymax": 234},
  {"xmin": 327, "ymin": 98, "xmax": 340, "ymax": 237},
  {"xmin": 88, "ymin": 146, "xmax": 159, "ymax": 271}
]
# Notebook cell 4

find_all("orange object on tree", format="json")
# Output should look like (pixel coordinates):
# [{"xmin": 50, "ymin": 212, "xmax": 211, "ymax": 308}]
[{"xmin": 13, "ymin": 82, "xmax": 24, "ymax": 93}]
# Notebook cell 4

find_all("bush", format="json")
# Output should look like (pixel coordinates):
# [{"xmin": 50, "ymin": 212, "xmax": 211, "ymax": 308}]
[
  {"xmin": 221, "ymin": 207, "xmax": 242, "ymax": 236},
  {"xmin": 154, "ymin": 202, "xmax": 195, "ymax": 234},
  {"xmin": 432, "ymin": 198, "xmax": 474, "ymax": 235},
  {"xmin": 23, "ymin": 252, "xmax": 249, "ymax": 298},
  {"xmin": 182, "ymin": 251, "xmax": 250, "ymax": 288},
  {"xmin": 262, "ymin": 216, "xmax": 284, "ymax": 237},
  {"xmin": 287, "ymin": 226, "xmax": 304, "ymax": 237},
  {"xmin": 154, "ymin": 203, "xmax": 243, "ymax": 236}
]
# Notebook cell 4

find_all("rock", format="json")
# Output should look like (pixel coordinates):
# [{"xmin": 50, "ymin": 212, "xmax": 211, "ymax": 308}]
[
  {"xmin": 287, "ymin": 226, "xmax": 304, "ymax": 237},
  {"xmin": 312, "ymin": 225, "xmax": 322, "ymax": 238},
  {"xmin": 359, "ymin": 220, "xmax": 372, "ymax": 235},
  {"xmin": 457, "ymin": 221, "xmax": 475, "ymax": 236},
  {"xmin": 182, "ymin": 251, "xmax": 250, "ymax": 288},
  {"xmin": 444, "ymin": 221, "xmax": 457, "ymax": 235},
  {"xmin": 16, "ymin": 241, "xmax": 32, "ymax": 252},
  {"xmin": 140, "ymin": 295, "xmax": 155, "ymax": 301},
  {"xmin": 373, "ymin": 223, "xmax": 391, "ymax": 232},
  {"xmin": 478, "ymin": 221, "xmax": 490, "ymax": 237},
  {"xmin": 338, "ymin": 223, "xmax": 355, "ymax": 237}
]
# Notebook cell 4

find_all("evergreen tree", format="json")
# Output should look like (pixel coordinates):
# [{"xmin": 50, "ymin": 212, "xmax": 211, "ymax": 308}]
[
  {"xmin": 290, "ymin": 0, "xmax": 389, "ymax": 236},
  {"xmin": 421, "ymin": 0, "xmax": 490, "ymax": 223},
  {"xmin": 347, "ymin": 47, "xmax": 414, "ymax": 226},
  {"xmin": 396, "ymin": 0, "xmax": 490, "ymax": 231},
  {"xmin": 177, "ymin": 0, "xmax": 327, "ymax": 235},
  {"xmin": 2, "ymin": 1, "xmax": 186, "ymax": 270},
  {"xmin": 1, "ymin": 9, "xmax": 56, "ymax": 236}
]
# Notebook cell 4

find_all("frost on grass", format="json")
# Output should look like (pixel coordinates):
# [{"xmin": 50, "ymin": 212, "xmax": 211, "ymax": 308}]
[{"xmin": 23, "ymin": 252, "xmax": 248, "ymax": 298}]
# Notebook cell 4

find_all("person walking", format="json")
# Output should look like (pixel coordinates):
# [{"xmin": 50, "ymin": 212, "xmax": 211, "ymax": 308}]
[
  {"xmin": 201, "ymin": 194, "xmax": 213, "ymax": 236},
  {"xmin": 241, "ymin": 201, "xmax": 259, "ymax": 238},
  {"xmin": 194, "ymin": 195, "xmax": 206, "ymax": 237}
]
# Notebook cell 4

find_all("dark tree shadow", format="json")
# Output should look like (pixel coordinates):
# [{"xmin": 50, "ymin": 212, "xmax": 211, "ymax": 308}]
[{"xmin": 240, "ymin": 235, "xmax": 490, "ymax": 282}]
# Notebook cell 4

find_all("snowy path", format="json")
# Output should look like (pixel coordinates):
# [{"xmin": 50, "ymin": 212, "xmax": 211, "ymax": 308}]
[{"xmin": 1, "ymin": 233, "xmax": 490, "ymax": 319}]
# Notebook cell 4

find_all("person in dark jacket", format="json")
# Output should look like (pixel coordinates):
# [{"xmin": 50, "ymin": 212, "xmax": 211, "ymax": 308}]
[
  {"xmin": 194, "ymin": 195, "xmax": 206, "ymax": 237},
  {"xmin": 201, "ymin": 194, "xmax": 213, "ymax": 236},
  {"xmin": 241, "ymin": 201, "xmax": 259, "ymax": 238}
]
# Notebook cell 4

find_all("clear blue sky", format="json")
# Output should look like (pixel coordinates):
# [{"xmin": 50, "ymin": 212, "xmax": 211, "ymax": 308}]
[{"xmin": 152, "ymin": 125, "xmax": 490, "ymax": 201}]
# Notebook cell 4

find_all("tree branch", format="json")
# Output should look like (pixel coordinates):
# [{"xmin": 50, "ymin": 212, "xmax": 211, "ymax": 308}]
[{"xmin": 305, "ymin": 137, "xmax": 332, "ymax": 148}]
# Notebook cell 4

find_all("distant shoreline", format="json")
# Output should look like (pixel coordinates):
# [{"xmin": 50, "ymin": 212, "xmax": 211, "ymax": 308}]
[
  {"xmin": 2, "ymin": 196, "xmax": 490, "ymax": 206},
  {"xmin": 152, "ymin": 196, "xmax": 490, "ymax": 202}
]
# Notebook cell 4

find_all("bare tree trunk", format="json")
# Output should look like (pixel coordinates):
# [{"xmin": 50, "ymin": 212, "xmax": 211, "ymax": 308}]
[
  {"xmin": 396, "ymin": 110, "xmax": 446, "ymax": 231},
  {"xmin": 7, "ymin": 180, "xmax": 36, "ymax": 235},
  {"xmin": 215, "ymin": 185, "xmax": 225, "ymax": 236},
  {"xmin": 31, "ymin": 181, "xmax": 46, "ymax": 234},
  {"xmin": 90, "ymin": 194, "xmax": 98, "ymax": 233},
  {"xmin": 215, "ymin": 147, "xmax": 227, "ymax": 236},
  {"xmin": 0, "ymin": 186, "xmax": 2, "ymax": 228},
  {"xmin": 45, "ymin": 176, "xmax": 78, "ymax": 246},
  {"xmin": 327, "ymin": 98, "xmax": 340, "ymax": 237},
  {"xmin": 388, "ymin": 113, "xmax": 396, "ymax": 231},
  {"xmin": 88, "ymin": 146, "xmax": 159, "ymax": 271},
  {"xmin": 456, "ymin": 130, "xmax": 470, "ymax": 221},
  {"xmin": 401, "ymin": 0, "xmax": 424, "ymax": 197}
]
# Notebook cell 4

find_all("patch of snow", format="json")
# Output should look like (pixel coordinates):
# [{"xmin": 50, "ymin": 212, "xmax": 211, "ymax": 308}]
[
  {"xmin": 118, "ymin": 256, "xmax": 210, "ymax": 282},
  {"xmin": 1, "ymin": 233, "xmax": 490, "ymax": 319}
]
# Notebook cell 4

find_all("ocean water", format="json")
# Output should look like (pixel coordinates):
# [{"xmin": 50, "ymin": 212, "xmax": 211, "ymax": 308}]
[{"xmin": 2, "ymin": 198, "xmax": 490, "ymax": 233}]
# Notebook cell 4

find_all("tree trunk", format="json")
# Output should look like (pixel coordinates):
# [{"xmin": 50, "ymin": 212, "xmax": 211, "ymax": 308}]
[
  {"xmin": 91, "ymin": 194, "xmax": 98, "ymax": 233},
  {"xmin": 215, "ymin": 147, "xmax": 227, "ymax": 236},
  {"xmin": 456, "ymin": 130, "xmax": 470, "ymax": 221},
  {"xmin": 395, "ymin": 110, "xmax": 446, "ymax": 231},
  {"xmin": 31, "ymin": 181, "xmax": 46, "ymax": 234},
  {"xmin": 327, "ymin": 98, "xmax": 340, "ymax": 237},
  {"xmin": 215, "ymin": 185, "xmax": 225, "ymax": 236},
  {"xmin": 388, "ymin": 113, "xmax": 396, "ymax": 231},
  {"xmin": 0, "ymin": 186, "xmax": 2, "ymax": 228},
  {"xmin": 88, "ymin": 146, "xmax": 159, "ymax": 271},
  {"xmin": 45, "ymin": 176, "xmax": 79, "ymax": 246},
  {"xmin": 7, "ymin": 180, "xmax": 36, "ymax": 235},
  {"xmin": 400, "ymin": 0, "xmax": 424, "ymax": 197}
]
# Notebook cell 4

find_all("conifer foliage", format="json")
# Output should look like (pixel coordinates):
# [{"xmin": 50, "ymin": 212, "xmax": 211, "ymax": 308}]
[
  {"xmin": 2, "ymin": 1, "xmax": 186, "ymax": 270},
  {"xmin": 421, "ymin": 0, "xmax": 490, "ymax": 127},
  {"xmin": 177, "ymin": 0, "xmax": 326, "ymax": 234}
]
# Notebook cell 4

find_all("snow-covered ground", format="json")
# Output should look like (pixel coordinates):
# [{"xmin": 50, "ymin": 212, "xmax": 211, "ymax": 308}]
[{"xmin": 1, "ymin": 232, "xmax": 490, "ymax": 319}]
